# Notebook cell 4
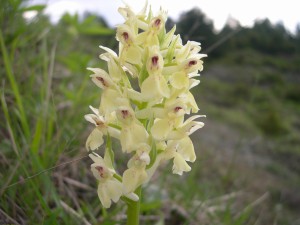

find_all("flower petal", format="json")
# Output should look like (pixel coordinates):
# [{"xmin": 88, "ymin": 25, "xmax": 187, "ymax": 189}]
[
  {"xmin": 123, "ymin": 167, "xmax": 148, "ymax": 194},
  {"xmin": 106, "ymin": 179, "xmax": 123, "ymax": 203},
  {"xmin": 86, "ymin": 129, "xmax": 104, "ymax": 151},
  {"xmin": 141, "ymin": 75, "xmax": 170, "ymax": 101},
  {"xmin": 151, "ymin": 119, "xmax": 172, "ymax": 141},
  {"xmin": 87, "ymin": 67, "xmax": 113, "ymax": 89},
  {"xmin": 123, "ymin": 45, "xmax": 142, "ymax": 65},
  {"xmin": 176, "ymin": 137, "xmax": 196, "ymax": 162},
  {"xmin": 121, "ymin": 123, "xmax": 149, "ymax": 153},
  {"xmin": 169, "ymin": 71, "xmax": 189, "ymax": 89},
  {"xmin": 98, "ymin": 183, "xmax": 112, "ymax": 208},
  {"xmin": 172, "ymin": 153, "xmax": 191, "ymax": 175}
]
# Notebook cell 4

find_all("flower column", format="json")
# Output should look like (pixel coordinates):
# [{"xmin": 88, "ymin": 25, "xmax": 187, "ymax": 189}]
[{"xmin": 85, "ymin": 3, "xmax": 206, "ymax": 225}]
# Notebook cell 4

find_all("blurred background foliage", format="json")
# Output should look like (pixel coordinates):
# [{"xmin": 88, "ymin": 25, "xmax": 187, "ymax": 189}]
[{"xmin": 0, "ymin": 0, "xmax": 300, "ymax": 224}]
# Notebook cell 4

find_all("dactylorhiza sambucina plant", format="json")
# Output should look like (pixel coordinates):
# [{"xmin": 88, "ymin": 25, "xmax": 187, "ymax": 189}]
[{"xmin": 84, "ymin": 3, "xmax": 206, "ymax": 225}]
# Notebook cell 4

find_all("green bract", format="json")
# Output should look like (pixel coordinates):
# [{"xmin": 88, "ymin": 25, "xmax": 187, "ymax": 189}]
[{"xmin": 85, "ymin": 3, "xmax": 206, "ymax": 208}]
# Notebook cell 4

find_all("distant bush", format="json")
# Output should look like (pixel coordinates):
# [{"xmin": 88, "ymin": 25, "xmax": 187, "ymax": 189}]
[
  {"xmin": 255, "ymin": 108, "xmax": 286, "ymax": 136},
  {"xmin": 256, "ymin": 72, "xmax": 284, "ymax": 86},
  {"xmin": 284, "ymin": 84, "xmax": 300, "ymax": 103}
]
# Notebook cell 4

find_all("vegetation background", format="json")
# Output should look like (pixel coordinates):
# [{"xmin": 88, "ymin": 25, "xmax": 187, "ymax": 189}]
[{"xmin": 1, "ymin": 1, "xmax": 300, "ymax": 224}]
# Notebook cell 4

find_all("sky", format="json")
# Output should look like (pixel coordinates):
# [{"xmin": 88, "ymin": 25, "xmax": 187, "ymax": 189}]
[{"xmin": 27, "ymin": 0, "xmax": 299, "ymax": 33}]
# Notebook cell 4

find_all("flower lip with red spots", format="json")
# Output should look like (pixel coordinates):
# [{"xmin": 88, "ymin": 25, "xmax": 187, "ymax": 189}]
[
  {"xmin": 121, "ymin": 109, "xmax": 130, "ymax": 119},
  {"xmin": 95, "ymin": 166, "xmax": 105, "ymax": 177},
  {"xmin": 174, "ymin": 106, "xmax": 183, "ymax": 112},
  {"xmin": 152, "ymin": 56, "xmax": 159, "ymax": 66},
  {"xmin": 96, "ymin": 76, "xmax": 108, "ymax": 87},
  {"xmin": 154, "ymin": 19, "xmax": 161, "ymax": 27},
  {"xmin": 188, "ymin": 60, "xmax": 197, "ymax": 67},
  {"xmin": 122, "ymin": 32, "xmax": 129, "ymax": 41}
]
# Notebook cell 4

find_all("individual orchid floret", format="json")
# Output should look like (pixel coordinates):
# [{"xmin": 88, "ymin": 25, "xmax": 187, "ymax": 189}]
[
  {"xmin": 160, "ymin": 137, "xmax": 196, "ymax": 175},
  {"xmin": 87, "ymin": 67, "xmax": 114, "ymax": 89},
  {"xmin": 90, "ymin": 153, "xmax": 138, "ymax": 208},
  {"xmin": 167, "ymin": 115, "xmax": 205, "ymax": 140},
  {"xmin": 169, "ymin": 58, "xmax": 204, "ymax": 90},
  {"xmin": 87, "ymin": 67, "xmax": 130, "ymax": 115},
  {"xmin": 170, "ymin": 136, "xmax": 196, "ymax": 163},
  {"xmin": 140, "ymin": 47, "xmax": 169, "ymax": 101},
  {"xmin": 116, "ymin": 107, "xmax": 149, "ymax": 153},
  {"xmin": 165, "ymin": 99, "xmax": 188, "ymax": 119},
  {"xmin": 122, "ymin": 144, "xmax": 150, "ymax": 194},
  {"xmin": 85, "ymin": 106, "xmax": 120, "ymax": 151},
  {"xmin": 151, "ymin": 114, "xmax": 205, "ymax": 141},
  {"xmin": 140, "ymin": 73, "xmax": 170, "ymax": 102},
  {"xmin": 85, "ymin": 106, "xmax": 106, "ymax": 151},
  {"xmin": 116, "ymin": 24, "xmax": 142, "ymax": 65},
  {"xmin": 181, "ymin": 58, "xmax": 204, "ymax": 74},
  {"xmin": 116, "ymin": 24, "xmax": 136, "ymax": 46},
  {"xmin": 146, "ymin": 46, "xmax": 164, "ymax": 75},
  {"xmin": 90, "ymin": 153, "xmax": 123, "ymax": 208},
  {"xmin": 149, "ymin": 8, "xmax": 167, "ymax": 33},
  {"xmin": 135, "ymin": 9, "xmax": 167, "ymax": 46}
]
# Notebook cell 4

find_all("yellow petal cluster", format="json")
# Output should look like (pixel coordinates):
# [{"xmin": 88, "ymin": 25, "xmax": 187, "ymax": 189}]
[{"xmin": 85, "ymin": 2, "xmax": 206, "ymax": 208}]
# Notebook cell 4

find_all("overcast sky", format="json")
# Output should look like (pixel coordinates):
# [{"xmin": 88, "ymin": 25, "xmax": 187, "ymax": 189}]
[{"xmin": 28, "ymin": 0, "xmax": 299, "ymax": 33}]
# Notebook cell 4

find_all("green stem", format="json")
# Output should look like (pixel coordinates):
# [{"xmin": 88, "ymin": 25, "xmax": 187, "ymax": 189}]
[{"xmin": 126, "ymin": 186, "xmax": 142, "ymax": 225}]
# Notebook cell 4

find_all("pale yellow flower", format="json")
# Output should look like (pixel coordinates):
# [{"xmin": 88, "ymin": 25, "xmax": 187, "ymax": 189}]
[
  {"xmin": 169, "ymin": 58, "xmax": 204, "ymax": 90},
  {"xmin": 140, "ymin": 73, "xmax": 170, "ymax": 102},
  {"xmin": 90, "ymin": 153, "xmax": 138, "ymax": 208},
  {"xmin": 87, "ymin": 67, "xmax": 114, "ymax": 89},
  {"xmin": 87, "ymin": 67, "xmax": 130, "ymax": 116},
  {"xmin": 146, "ymin": 46, "xmax": 164, "ymax": 75},
  {"xmin": 175, "ymin": 41, "xmax": 204, "ymax": 63},
  {"xmin": 122, "ymin": 144, "xmax": 150, "ymax": 194},
  {"xmin": 90, "ymin": 153, "xmax": 123, "ymax": 208},
  {"xmin": 116, "ymin": 107, "xmax": 149, "ymax": 153},
  {"xmin": 85, "ymin": 106, "xmax": 120, "ymax": 151},
  {"xmin": 172, "ymin": 153, "xmax": 192, "ymax": 175},
  {"xmin": 167, "ymin": 115, "xmax": 205, "ymax": 140},
  {"xmin": 100, "ymin": 89, "xmax": 130, "ymax": 116},
  {"xmin": 157, "ymin": 136, "xmax": 196, "ymax": 175},
  {"xmin": 116, "ymin": 24, "xmax": 143, "ymax": 65},
  {"xmin": 136, "ymin": 8, "xmax": 167, "ymax": 46}
]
